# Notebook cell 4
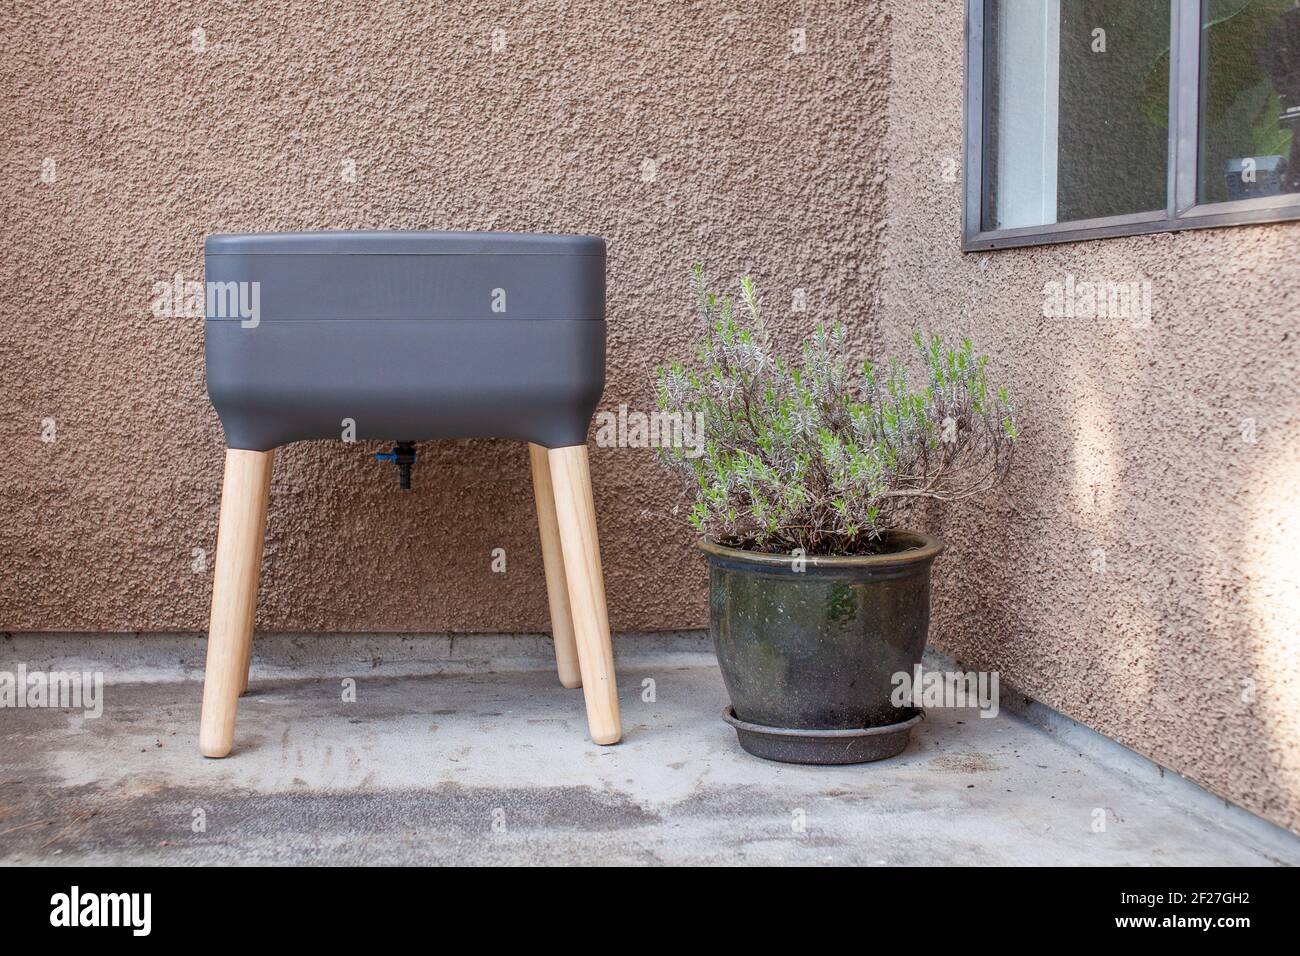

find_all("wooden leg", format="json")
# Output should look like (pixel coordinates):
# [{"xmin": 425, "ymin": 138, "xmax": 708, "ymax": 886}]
[
  {"xmin": 235, "ymin": 455, "xmax": 272, "ymax": 696},
  {"xmin": 529, "ymin": 443, "xmax": 582, "ymax": 689},
  {"xmin": 238, "ymin": 637, "xmax": 253, "ymax": 696},
  {"xmin": 199, "ymin": 448, "xmax": 274, "ymax": 758},
  {"xmin": 548, "ymin": 445, "xmax": 621, "ymax": 745}
]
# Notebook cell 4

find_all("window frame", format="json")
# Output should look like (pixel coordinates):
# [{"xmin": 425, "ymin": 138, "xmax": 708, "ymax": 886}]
[{"xmin": 963, "ymin": 0, "xmax": 1300, "ymax": 251}]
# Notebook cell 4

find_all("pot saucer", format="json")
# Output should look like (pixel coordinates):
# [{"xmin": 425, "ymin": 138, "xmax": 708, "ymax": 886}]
[{"xmin": 722, "ymin": 707, "xmax": 924, "ymax": 765}]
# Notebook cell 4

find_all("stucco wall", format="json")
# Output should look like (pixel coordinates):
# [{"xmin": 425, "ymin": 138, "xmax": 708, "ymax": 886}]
[
  {"xmin": 3, "ymin": 0, "xmax": 1297, "ymax": 835},
  {"xmin": 878, "ymin": 2, "xmax": 1300, "ymax": 832},
  {"xmin": 0, "ymin": 2, "xmax": 887, "ymax": 630}
]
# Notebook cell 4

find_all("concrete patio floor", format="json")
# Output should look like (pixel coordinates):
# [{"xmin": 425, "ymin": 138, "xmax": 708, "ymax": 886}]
[{"xmin": 1, "ymin": 635, "xmax": 1297, "ymax": 866}]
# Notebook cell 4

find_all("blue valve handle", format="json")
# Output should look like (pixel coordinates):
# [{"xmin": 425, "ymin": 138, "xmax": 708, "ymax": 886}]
[{"xmin": 374, "ymin": 442, "xmax": 417, "ymax": 490}]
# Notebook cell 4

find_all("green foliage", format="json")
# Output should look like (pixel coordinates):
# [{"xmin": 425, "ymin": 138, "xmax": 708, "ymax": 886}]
[
  {"xmin": 656, "ymin": 268, "xmax": 1018, "ymax": 556},
  {"xmin": 1142, "ymin": 0, "xmax": 1296, "ymax": 161}
]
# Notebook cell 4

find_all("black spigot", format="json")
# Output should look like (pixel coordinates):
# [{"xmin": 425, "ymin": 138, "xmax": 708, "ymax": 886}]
[{"xmin": 374, "ymin": 441, "xmax": 417, "ymax": 489}]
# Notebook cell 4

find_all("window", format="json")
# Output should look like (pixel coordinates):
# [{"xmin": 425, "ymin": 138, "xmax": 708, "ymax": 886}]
[{"xmin": 965, "ymin": 0, "xmax": 1300, "ymax": 250}]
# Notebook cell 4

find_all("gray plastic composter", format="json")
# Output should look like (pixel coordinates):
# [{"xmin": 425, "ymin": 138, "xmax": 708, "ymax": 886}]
[{"xmin": 204, "ymin": 230, "xmax": 606, "ymax": 453}]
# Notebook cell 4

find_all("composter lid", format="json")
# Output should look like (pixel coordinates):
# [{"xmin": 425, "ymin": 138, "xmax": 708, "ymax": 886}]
[
  {"xmin": 205, "ymin": 230, "xmax": 605, "ymax": 257},
  {"xmin": 203, "ymin": 229, "xmax": 606, "ymax": 322}
]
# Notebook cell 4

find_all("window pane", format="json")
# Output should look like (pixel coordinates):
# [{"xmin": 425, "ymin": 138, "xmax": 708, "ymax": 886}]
[
  {"xmin": 1199, "ymin": 0, "xmax": 1300, "ymax": 203},
  {"xmin": 983, "ymin": 0, "xmax": 1171, "ymax": 231}
]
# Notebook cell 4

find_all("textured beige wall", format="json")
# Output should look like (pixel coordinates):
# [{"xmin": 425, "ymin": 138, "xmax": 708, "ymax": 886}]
[
  {"xmin": 0, "ymin": 2, "xmax": 887, "ymax": 631},
  {"xmin": 878, "ymin": 3, "xmax": 1300, "ymax": 832}
]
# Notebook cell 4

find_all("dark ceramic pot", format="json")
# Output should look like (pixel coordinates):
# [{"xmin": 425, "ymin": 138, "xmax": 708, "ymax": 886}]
[{"xmin": 700, "ymin": 532, "xmax": 944, "ymax": 764}]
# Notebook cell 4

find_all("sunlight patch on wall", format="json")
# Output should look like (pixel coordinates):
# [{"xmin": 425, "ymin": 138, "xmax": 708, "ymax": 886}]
[
  {"xmin": 1246, "ymin": 434, "xmax": 1300, "ymax": 791},
  {"xmin": 1066, "ymin": 366, "xmax": 1120, "ymax": 523}
]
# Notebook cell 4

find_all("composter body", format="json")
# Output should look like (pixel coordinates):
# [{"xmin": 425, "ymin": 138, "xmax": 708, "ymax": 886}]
[{"xmin": 204, "ymin": 231, "xmax": 606, "ymax": 450}]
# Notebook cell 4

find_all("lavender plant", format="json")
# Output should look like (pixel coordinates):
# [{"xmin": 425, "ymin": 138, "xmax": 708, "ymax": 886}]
[{"xmin": 656, "ymin": 266, "xmax": 1018, "ymax": 556}]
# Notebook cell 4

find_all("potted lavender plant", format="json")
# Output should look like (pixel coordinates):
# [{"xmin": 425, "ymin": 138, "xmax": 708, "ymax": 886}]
[{"xmin": 656, "ymin": 267, "xmax": 1018, "ymax": 764}]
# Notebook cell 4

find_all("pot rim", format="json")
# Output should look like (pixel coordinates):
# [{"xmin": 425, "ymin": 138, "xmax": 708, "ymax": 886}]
[{"xmin": 697, "ymin": 529, "xmax": 944, "ymax": 569}]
